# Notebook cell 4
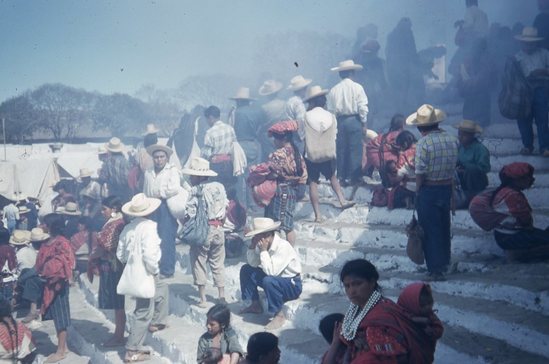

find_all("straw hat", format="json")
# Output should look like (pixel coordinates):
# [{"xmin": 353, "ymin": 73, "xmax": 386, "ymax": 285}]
[
  {"xmin": 515, "ymin": 27, "xmax": 543, "ymax": 42},
  {"xmin": 245, "ymin": 217, "xmax": 281, "ymax": 237},
  {"xmin": 105, "ymin": 137, "xmax": 125, "ymax": 153},
  {"xmin": 9, "ymin": 230, "xmax": 32, "ymax": 246},
  {"xmin": 146, "ymin": 144, "xmax": 173, "ymax": 158},
  {"xmin": 454, "ymin": 120, "xmax": 483, "ymax": 134},
  {"xmin": 122, "ymin": 193, "xmax": 161, "ymax": 217},
  {"xmin": 143, "ymin": 123, "xmax": 160, "ymax": 136},
  {"xmin": 18, "ymin": 206, "xmax": 30, "ymax": 214},
  {"xmin": 30, "ymin": 227, "xmax": 50, "ymax": 242},
  {"xmin": 330, "ymin": 59, "xmax": 363, "ymax": 72},
  {"xmin": 287, "ymin": 75, "xmax": 312, "ymax": 91},
  {"xmin": 181, "ymin": 157, "xmax": 218, "ymax": 177},
  {"xmin": 258, "ymin": 80, "xmax": 283, "ymax": 96},
  {"xmin": 79, "ymin": 168, "xmax": 93, "ymax": 179},
  {"xmin": 230, "ymin": 87, "xmax": 255, "ymax": 100},
  {"xmin": 406, "ymin": 104, "xmax": 446, "ymax": 126},
  {"xmin": 303, "ymin": 85, "xmax": 329, "ymax": 102},
  {"xmin": 57, "ymin": 202, "xmax": 81, "ymax": 216}
]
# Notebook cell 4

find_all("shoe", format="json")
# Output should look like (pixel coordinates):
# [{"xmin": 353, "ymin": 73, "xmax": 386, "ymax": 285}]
[
  {"xmin": 519, "ymin": 147, "xmax": 533, "ymax": 156},
  {"xmin": 425, "ymin": 272, "xmax": 446, "ymax": 282}
]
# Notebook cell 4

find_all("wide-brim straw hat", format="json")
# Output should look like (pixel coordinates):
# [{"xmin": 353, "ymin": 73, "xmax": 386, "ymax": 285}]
[
  {"xmin": 406, "ymin": 104, "xmax": 446, "ymax": 126},
  {"xmin": 454, "ymin": 119, "xmax": 483, "ymax": 134},
  {"xmin": 258, "ymin": 80, "xmax": 283, "ymax": 96},
  {"xmin": 122, "ymin": 193, "xmax": 161, "ymax": 217},
  {"xmin": 146, "ymin": 144, "xmax": 173, "ymax": 158},
  {"xmin": 181, "ymin": 157, "xmax": 218, "ymax": 177},
  {"xmin": 287, "ymin": 75, "xmax": 312, "ymax": 91},
  {"xmin": 9, "ymin": 230, "xmax": 32, "ymax": 246},
  {"xmin": 30, "ymin": 227, "xmax": 50, "ymax": 242},
  {"xmin": 79, "ymin": 168, "xmax": 93, "ymax": 179},
  {"xmin": 57, "ymin": 202, "xmax": 81, "ymax": 216},
  {"xmin": 105, "ymin": 137, "xmax": 125, "ymax": 153},
  {"xmin": 515, "ymin": 27, "xmax": 544, "ymax": 42},
  {"xmin": 330, "ymin": 59, "xmax": 363, "ymax": 72},
  {"xmin": 303, "ymin": 85, "xmax": 329, "ymax": 102},
  {"xmin": 143, "ymin": 123, "xmax": 160, "ymax": 136},
  {"xmin": 230, "ymin": 87, "xmax": 255, "ymax": 100},
  {"xmin": 245, "ymin": 217, "xmax": 281, "ymax": 237}
]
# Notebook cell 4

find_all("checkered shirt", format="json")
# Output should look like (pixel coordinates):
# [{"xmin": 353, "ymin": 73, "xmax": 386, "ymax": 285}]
[
  {"xmin": 202, "ymin": 120, "xmax": 237, "ymax": 159},
  {"xmin": 415, "ymin": 130, "xmax": 459, "ymax": 181}
]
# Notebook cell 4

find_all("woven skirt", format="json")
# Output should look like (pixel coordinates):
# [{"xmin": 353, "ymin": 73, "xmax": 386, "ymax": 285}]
[
  {"xmin": 43, "ymin": 282, "xmax": 71, "ymax": 332},
  {"xmin": 98, "ymin": 269, "xmax": 125, "ymax": 310},
  {"xmin": 265, "ymin": 183, "xmax": 297, "ymax": 231}
]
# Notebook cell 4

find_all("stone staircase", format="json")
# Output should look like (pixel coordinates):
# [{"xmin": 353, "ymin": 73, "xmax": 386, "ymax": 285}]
[{"xmin": 28, "ymin": 120, "xmax": 549, "ymax": 363}]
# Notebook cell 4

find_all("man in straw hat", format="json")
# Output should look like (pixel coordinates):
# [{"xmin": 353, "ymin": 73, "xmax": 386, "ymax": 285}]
[
  {"xmin": 406, "ymin": 104, "xmax": 458, "ymax": 281},
  {"xmin": 239, "ymin": 217, "xmax": 302, "ymax": 330},
  {"xmin": 259, "ymin": 79, "xmax": 286, "ymax": 161},
  {"xmin": 455, "ymin": 120, "xmax": 490, "ymax": 207},
  {"xmin": 143, "ymin": 144, "xmax": 180, "ymax": 279},
  {"xmin": 77, "ymin": 168, "xmax": 101, "ymax": 205},
  {"xmin": 181, "ymin": 157, "xmax": 228, "ymax": 307},
  {"xmin": 137, "ymin": 123, "xmax": 160, "ymax": 177},
  {"xmin": 303, "ymin": 85, "xmax": 355, "ymax": 222},
  {"xmin": 327, "ymin": 59, "xmax": 369, "ymax": 187},
  {"xmin": 228, "ymin": 87, "xmax": 267, "ymax": 208},
  {"xmin": 514, "ymin": 26, "xmax": 549, "ymax": 157},
  {"xmin": 201, "ymin": 105, "xmax": 238, "ymax": 192},
  {"xmin": 118, "ymin": 193, "xmax": 168, "ymax": 362},
  {"xmin": 99, "ymin": 137, "xmax": 132, "ymax": 202},
  {"xmin": 285, "ymin": 75, "xmax": 312, "ymax": 150}
]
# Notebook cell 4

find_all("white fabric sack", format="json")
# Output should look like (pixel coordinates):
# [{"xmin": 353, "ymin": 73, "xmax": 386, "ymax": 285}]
[
  {"xmin": 231, "ymin": 141, "xmax": 247, "ymax": 176},
  {"xmin": 117, "ymin": 238, "xmax": 155, "ymax": 298},
  {"xmin": 167, "ymin": 186, "xmax": 189, "ymax": 219}
]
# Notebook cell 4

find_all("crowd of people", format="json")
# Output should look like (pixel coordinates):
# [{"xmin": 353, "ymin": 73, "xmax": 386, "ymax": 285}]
[{"xmin": 1, "ymin": 0, "xmax": 549, "ymax": 363}]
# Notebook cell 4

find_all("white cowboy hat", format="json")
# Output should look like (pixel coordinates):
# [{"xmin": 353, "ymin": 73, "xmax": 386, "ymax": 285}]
[
  {"xmin": 330, "ymin": 59, "xmax": 363, "ymax": 72},
  {"xmin": 303, "ymin": 85, "xmax": 329, "ymax": 102},
  {"xmin": 230, "ymin": 87, "xmax": 255, "ymax": 100},
  {"xmin": 57, "ymin": 202, "xmax": 82, "ymax": 216},
  {"xmin": 181, "ymin": 157, "xmax": 218, "ymax": 177},
  {"xmin": 30, "ymin": 227, "xmax": 50, "ymax": 242},
  {"xmin": 143, "ymin": 123, "xmax": 160, "ymax": 136},
  {"xmin": 9, "ymin": 230, "xmax": 32, "ymax": 246},
  {"xmin": 258, "ymin": 80, "xmax": 283, "ymax": 96},
  {"xmin": 146, "ymin": 144, "xmax": 173, "ymax": 158},
  {"xmin": 18, "ymin": 206, "xmax": 30, "ymax": 214},
  {"xmin": 104, "ymin": 137, "xmax": 125, "ymax": 153},
  {"xmin": 245, "ymin": 217, "xmax": 281, "ymax": 238},
  {"xmin": 406, "ymin": 104, "xmax": 446, "ymax": 126},
  {"xmin": 79, "ymin": 168, "xmax": 93, "ymax": 179},
  {"xmin": 122, "ymin": 193, "xmax": 161, "ymax": 217},
  {"xmin": 515, "ymin": 27, "xmax": 544, "ymax": 42},
  {"xmin": 454, "ymin": 119, "xmax": 483, "ymax": 134},
  {"xmin": 287, "ymin": 75, "xmax": 312, "ymax": 91}
]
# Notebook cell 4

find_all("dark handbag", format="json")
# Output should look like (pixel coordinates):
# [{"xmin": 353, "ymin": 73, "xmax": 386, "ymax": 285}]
[
  {"xmin": 179, "ymin": 186, "xmax": 209, "ymax": 246},
  {"xmin": 406, "ymin": 211, "xmax": 425, "ymax": 265}
]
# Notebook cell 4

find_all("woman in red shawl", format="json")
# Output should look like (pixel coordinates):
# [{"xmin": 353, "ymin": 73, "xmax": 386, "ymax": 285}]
[
  {"xmin": 88, "ymin": 196, "xmax": 126, "ymax": 347},
  {"xmin": 35, "ymin": 213, "xmax": 75, "ymax": 363}
]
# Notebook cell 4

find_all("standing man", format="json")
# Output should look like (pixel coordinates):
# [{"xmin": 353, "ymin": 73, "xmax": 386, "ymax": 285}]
[
  {"xmin": 327, "ymin": 60, "xmax": 369, "ymax": 187},
  {"xmin": 406, "ymin": 104, "xmax": 459, "ymax": 281},
  {"xmin": 285, "ymin": 75, "xmax": 312, "ymax": 152},
  {"xmin": 258, "ymin": 80, "xmax": 286, "ymax": 161},
  {"xmin": 202, "ymin": 105, "xmax": 238, "ymax": 192},
  {"xmin": 143, "ymin": 144, "xmax": 181, "ymax": 278},
  {"xmin": 3, "ymin": 197, "xmax": 20, "ymax": 234}
]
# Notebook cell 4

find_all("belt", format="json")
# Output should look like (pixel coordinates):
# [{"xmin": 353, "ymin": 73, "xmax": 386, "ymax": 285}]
[
  {"xmin": 424, "ymin": 178, "xmax": 453, "ymax": 186},
  {"xmin": 208, "ymin": 219, "xmax": 224, "ymax": 227}
]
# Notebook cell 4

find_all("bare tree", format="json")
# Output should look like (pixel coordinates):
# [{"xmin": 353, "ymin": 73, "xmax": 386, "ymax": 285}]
[{"xmin": 0, "ymin": 94, "xmax": 40, "ymax": 143}]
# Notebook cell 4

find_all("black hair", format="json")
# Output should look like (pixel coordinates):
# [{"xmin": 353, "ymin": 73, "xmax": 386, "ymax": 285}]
[
  {"xmin": 340, "ymin": 259, "xmax": 380, "ymax": 290},
  {"xmin": 206, "ymin": 304, "xmax": 231, "ymax": 329},
  {"xmin": 395, "ymin": 130, "xmax": 417, "ymax": 150},
  {"xmin": 204, "ymin": 105, "xmax": 221, "ymax": 119},
  {"xmin": 306, "ymin": 95, "xmax": 327, "ymax": 110},
  {"xmin": 45, "ymin": 213, "xmax": 66, "ymax": 237},
  {"xmin": 273, "ymin": 131, "xmax": 304, "ymax": 177},
  {"xmin": 199, "ymin": 347, "xmax": 222, "ymax": 364},
  {"xmin": 319, "ymin": 313, "xmax": 344, "ymax": 344},
  {"xmin": 0, "ymin": 298, "xmax": 19, "ymax": 361},
  {"xmin": 338, "ymin": 70, "xmax": 354, "ymax": 79},
  {"xmin": 0, "ymin": 228, "xmax": 9, "ymax": 245},
  {"xmin": 102, "ymin": 196, "xmax": 123, "ymax": 211},
  {"xmin": 246, "ymin": 332, "xmax": 279, "ymax": 362},
  {"xmin": 417, "ymin": 124, "xmax": 439, "ymax": 133},
  {"xmin": 389, "ymin": 114, "xmax": 405, "ymax": 132},
  {"xmin": 144, "ymin": 133, "xmax": 158, "ymax": 148}
]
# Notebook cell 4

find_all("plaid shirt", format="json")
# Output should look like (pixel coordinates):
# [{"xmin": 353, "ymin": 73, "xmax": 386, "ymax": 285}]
[
  {"xmin": 202, "ymin": 120, "xmax": 237, "ymax": 159},
  {"xmin": 415, "ymin": 129, "xmax": 458, "ymax": 181}
]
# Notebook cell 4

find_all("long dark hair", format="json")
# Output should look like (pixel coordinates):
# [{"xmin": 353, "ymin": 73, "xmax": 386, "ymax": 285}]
[
  {"xmin": 273, "ymin": 131, "xmax": 304, "ymax": 177},
  {"xmin": 246, "ymin": 332, "xmax": 278, "ymax": 362},
  {"xmin": 340, "ymin": 259, "xmax": 381, "ymax": 291},
  {"xmin": 0, "ymin": 299, "xmax": 19, "ymax": 362}
]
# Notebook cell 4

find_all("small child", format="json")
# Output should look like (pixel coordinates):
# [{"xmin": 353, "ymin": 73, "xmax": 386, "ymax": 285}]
[
  {"xmin": 196, "ymin": 304, "xmax": 243, "ymax": 364},
  {"xmin": 319, "ymin": 313, "xmax": 348, "ymax": 364},
  {"xmin": 199, "ymin": 347, "xmax": 222, "ymax": 364},
  {"xmin": 397, "ymin": 282, "xmax": 444, "ymax": 363}
]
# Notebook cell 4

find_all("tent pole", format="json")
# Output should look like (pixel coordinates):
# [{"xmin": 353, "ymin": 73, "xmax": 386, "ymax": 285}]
[{"xmin": 2, "ymin": 118, "xmax": 5, "ymax": 161}]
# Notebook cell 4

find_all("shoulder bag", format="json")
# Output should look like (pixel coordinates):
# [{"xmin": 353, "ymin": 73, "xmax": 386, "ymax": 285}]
[{"xmin": 116, "ymin": 234, "xmax": 156, "ymax": 298}]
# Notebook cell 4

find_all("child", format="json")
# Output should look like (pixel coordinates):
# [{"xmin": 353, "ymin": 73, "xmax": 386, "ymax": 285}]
[
  {"xmin": 197, "ymin": 304, "xmax": 243, "ymax": 364},
  {"xmin": 0, "ymin": 298, "xmax": 35, "ymax": 362},
  {"xmin": 319, "ymin": 313, "xmax": 348, "ymax": 364},
  {"xmin": 397, "ymin": 282, "xmax": 444, "ymax": 363},
  {"xmin": 199, "ymin": 347, "xmax": 222, "ymax": 364}
]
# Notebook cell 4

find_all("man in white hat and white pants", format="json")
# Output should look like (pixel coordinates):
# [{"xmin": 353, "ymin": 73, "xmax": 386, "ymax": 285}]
[
  {"xmin": 327, "ymin": 60, "xmax": 369, "ymax": 187},
  {"xmin": 239, "ymin": 217, "xmax": 302, "ymax": 330}
]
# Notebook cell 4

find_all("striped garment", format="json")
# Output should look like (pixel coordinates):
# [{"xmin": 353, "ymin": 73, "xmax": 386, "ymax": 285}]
[
  {"xmin": 202, "ymin": 120, "xmax": 236, "ymax": 160},
  {"xmin": 415, "ymin": 130, "xmax": 459, "ymax": 181}
]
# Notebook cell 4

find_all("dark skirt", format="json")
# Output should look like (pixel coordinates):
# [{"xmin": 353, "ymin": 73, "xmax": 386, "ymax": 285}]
[
  {"xmin": 98, "ymin": 269, "xmax": 125, "ymax": 310},
  {"xmin": 0, "ymin": 281, "xmax": 15, "ymax": 303},
  {"xmin": 43, "ymin": 282, "xmax": 71, "ymax": 332},
  {"xmin": 265, "ymin": 183, "xmax": 297, "ymax": 231}
]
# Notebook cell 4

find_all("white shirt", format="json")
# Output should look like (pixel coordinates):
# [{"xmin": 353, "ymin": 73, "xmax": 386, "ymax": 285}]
[
  {"xmin": 246, "ymin": 234, "xmax": 301, "ymax": 278},
  {"xmin": 3, "ymin": 204, "xmax": 19, "ymax": 221},
  {"xmin": 143, "ymin": 162, "xmax": 181, "ymax": 199},
  {"xmin": 185, "ymin": 181, "xmax": 228, "ymax": 221},
  {"xmin": 515, "ymin": 48, "xmax": 549, "ymax": 78},
  {"xmin": 16, "ymin": 246, "xmax": 37, "ymax": 271},
  {"xmin": 327, "ymin": 78, "xmax": 369, "ymax": 124},
  {"xmin": 285, "ymin": 96, "xmax": 307, "ymax": 140},
  {"xmin": 117, "ymin": 217, "xmax": 161, "ymax": 275},
  {"xmin": 79, "ymin": 180, "xmax": 101, "ymax": 201}
]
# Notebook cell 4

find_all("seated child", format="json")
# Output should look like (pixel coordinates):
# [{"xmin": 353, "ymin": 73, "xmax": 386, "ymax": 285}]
[
  {"xmin": 319, "ymin": 313, "xmax": 348, "ymax": 364},
  {"xmin": 197, "ymin": 304, "xmax": 243, "ymax": 364}
]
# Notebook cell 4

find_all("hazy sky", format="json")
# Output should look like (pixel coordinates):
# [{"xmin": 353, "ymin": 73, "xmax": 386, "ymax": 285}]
[{"xmin": 0, "ymin": 0, "xmax": 537, "ymax": 103}]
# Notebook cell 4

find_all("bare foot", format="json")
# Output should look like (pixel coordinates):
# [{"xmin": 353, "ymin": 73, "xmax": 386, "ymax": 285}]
[
  {"xmin": 265, "ymin": 312, "xmax": 286, "ymax": 330},
  {"xmin": 239, "ymin": 302, "xmax": 263, "ymax": 314},
  {"xmin": 340, "ymin": 201, "xmax": 356, "ymax": 210},
  {"xmin": 45, "ymin": 352, "xmax": 67, "ymax": 363},
  {"xmin": 314, "ymin": 216, "xmax": 325, "ymax": 223}
]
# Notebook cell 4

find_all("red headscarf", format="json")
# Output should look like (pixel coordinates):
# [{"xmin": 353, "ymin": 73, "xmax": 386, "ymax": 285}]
[
  {"xmin": 500, "ymin": 162, "xmax": 534, "ymax": 180},
  {"xmin": 268, "ymin": 120, "xmax": 298, "ymax": 137}
]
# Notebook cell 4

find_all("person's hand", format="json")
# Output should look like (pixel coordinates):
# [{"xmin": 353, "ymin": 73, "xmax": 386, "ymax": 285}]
[
  {"xmin": 257, "ymin": 237, "xmax": 269, "ymax": 252},
  {"xmin": 330, "ymin": 321, "xmax": 343, "ymax": 347}
]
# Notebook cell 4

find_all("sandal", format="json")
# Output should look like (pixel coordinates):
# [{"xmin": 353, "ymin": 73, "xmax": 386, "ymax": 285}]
[{"xmin": 124, "ymin": 351, "xmax": 150, "ymax": 363}]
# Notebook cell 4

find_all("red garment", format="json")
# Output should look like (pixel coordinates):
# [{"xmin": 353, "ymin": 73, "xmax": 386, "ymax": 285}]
[
  {"xmin": 500, "ymin": 162, "xmax": 534, "ymax": 179},
  {"xmin": 0, "ymin": 245, "xmax": 17, "ymax": 273},
  {"xmin": 268, "ymin": 145, "xmax": 307, "ymax": 185},
  {"xmin": 247, "ymin": 163, "xmax": 271, "ymax": 187},
  {"xmin": 226, "ymin": 200, "xmax": 246, "ymax": 229},
  {"xmin": 69, "ymin": 230, "xmax": 90, "ymax": 254},
  {"xmin": 493, "ymin": 187, "xmax": 533, "ymax": 229},
  {"xmin": 35, "ymin": 236, "xmax": 75, "ymax": 314},
  {"xmin": 366, "ymin": 131, "xmax": 401, "ymax": 170},
  {"xmin": 469, "ymin": 189, "xmax": 509, "ymax": 231},
  {"xmin": 0, "ymin": 319, "xmax": 31, "ymax": 354},
  {"xmin": 268, "ymin": 120, "xmax": 298, "ymax": 136},
  {"xmin": 96, "ymin": 218, "xmax": 125, "ymax": 253}
]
